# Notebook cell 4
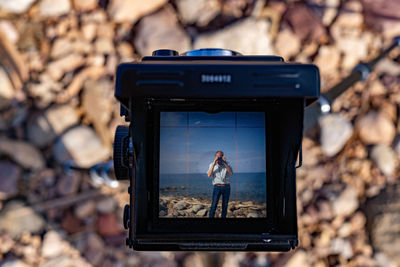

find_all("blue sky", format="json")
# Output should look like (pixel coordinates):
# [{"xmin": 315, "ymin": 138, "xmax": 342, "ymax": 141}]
[{"xmin": 159, "ymin": 112, "xmax": 266, "ymax": 174}]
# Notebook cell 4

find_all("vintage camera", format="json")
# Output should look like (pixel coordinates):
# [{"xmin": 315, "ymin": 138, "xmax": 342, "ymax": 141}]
[{"xmin": 113, "ymin": 48, "xmax": 320, "ymax": 251}]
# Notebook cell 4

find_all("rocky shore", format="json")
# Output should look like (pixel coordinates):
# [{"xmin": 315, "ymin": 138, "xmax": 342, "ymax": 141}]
[{"xmin": 159, "ymin": 195, "xmax": 266, "ymax": 218}]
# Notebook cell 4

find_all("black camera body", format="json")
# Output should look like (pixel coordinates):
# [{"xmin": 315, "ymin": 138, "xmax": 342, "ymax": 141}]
[{"xmin": 113, "ymin": 49, "xmax": 320, "ymax": 251}]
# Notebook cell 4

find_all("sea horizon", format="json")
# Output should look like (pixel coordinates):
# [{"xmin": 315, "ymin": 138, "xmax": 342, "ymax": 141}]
[{"xmin": 159, "ymin": 172, "xmax": 267, "ymax": 203}]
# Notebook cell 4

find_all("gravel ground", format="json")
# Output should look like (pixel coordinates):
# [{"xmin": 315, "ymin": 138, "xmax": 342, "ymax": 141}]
[{"xmin": 0, "ymin": 0, "xmax": 400, "ymax": 266}]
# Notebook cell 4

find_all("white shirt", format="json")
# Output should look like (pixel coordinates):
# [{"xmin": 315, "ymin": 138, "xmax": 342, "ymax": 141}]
[{"xmin": 208, "ymin": 161, "xmax": 231, "ymax": 185}]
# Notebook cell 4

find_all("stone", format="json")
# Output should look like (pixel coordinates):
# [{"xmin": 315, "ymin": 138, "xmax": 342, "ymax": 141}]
[
  {"xmin": 108, "ymin": 0, "xmax": 167, "ymax": 23},
  {"xmin": 50, "ymin": 38, "xmax": 74, "ymax": 59},
  {"xmin": 314, "ymin": 46, "xmax": 341, "ymax": 75},
  {"xmin": 194, "ymin": 17, "xmax": 274, "ymax": 55},
  {"xmin": 96, "ymin": 197, "xmax": 117, "ymax": 214},
  {"xmin": 332, "ymin": 186, "xmax": 358, "ymax": 217},
  {"xmin": 134, "ymin": 7, "xmax": 191, "ymax": 56},
  {"xmin": 319, "ymin": 113, "xmax": 353, "ymax": 157},
  {"xmin": 56, "ymin": 171, "xmax": 81, "ymax": 196},
  {"xmin": 41, "ymin": 231, "xmax": 65, "ymax": 258},
  {"xmin": 322, "ymin": 0, "xmax": 340, "ymax": 25},
  {"xmin": 337, "ymin": 35, "xmax": 370, "ymax": 70},
  {"xmin": 0, "ymin": 161, "xmax": 20, "ymax": 200},
  {"xmin": 47, "ymin": 54, "xmax": 85, "ymax": 81},
  {"xmin": 53, "ymin": 125, "xmax": 110, "ymax": 168},
  {"xmin": 176, "ymin": 0, "xmax": 220, "ymax": 26},
  {"xmin": 74, "ymin": 200, "xmax": 96, "ymax": 220},
  {"xmin": 85, "ymin": 233, "xmax": 105, "ymax": 266},
  {"xmin": 173, "ymin": 201, "xmax": 187, "ymax": 210},
  {"xmin": 191, "ymin": 204, "xmax": 203, "ymax": 213},
  {"xmin": 357, "ymin": 111, "xmax": 395, "ymax": 145},
  {"xmin": 0, "ymin": 260, "xmax": 30, "ymax": 267},
  {"xmin": 97, "ymin": 214, "xmax": 123, "ymax": 237},
  {"xmin": 283, "ymin": 3, "xmax": 327, "ymax": 43},
  {"xmin": 27, "ymin": 104, "xmax": 79, "ymax": 147},
  {"xmin": 247, "ymin": 212, "xmax": 258, "ymax": 218},
  {"xmin": 366, "ymin": 184, "xmax": 400, "ymax": 264},
  {"xmin": 196, "ymin": 209, "xmax": 207, "ymax": 216},
  {"xmin": 370, "ymin": 144, "xmax": 398, "ymax": 176},
  {"xmin": 94, "ymin": 38, "xmax": 114, "ymax": 54},
  {"xmin": 39, "ymin": 0, "xmax": 71, "ymax": 17},
  {"xmin": 330, "ymin": 238, "xmax": 353, "ymax": 259},
  {"xmin": 274, "ymin": 29, "xmax": 301, "ymax": 60},
  {"xmin": 61, "ymin": 211, "xmax": 83, "ymax": 234},
  {"xmin": 72, "ymin": 0, "xmax": 97, "ymax": 12},
  {"xmin": 0, "ymin": 0, "xmax": 35, "ymax": 14},
  {"xmin": 0, "ymin": 137, "xmax": 45, "ymax": 170},
  {"xmin": 0, "ymin": 201, "xmax": 45, "ymax": 238},
  {"xmin": 285, "ymin": 250, "xmax": 310, "ymax": 267},
  {"xmin": 0, "ymin": 67, "xmax": 15, "ymax": 109}
]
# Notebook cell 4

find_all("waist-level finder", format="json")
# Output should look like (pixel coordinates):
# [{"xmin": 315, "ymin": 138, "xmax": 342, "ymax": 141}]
[{"xmin": 113, "ymin": 48, "xmax": 320, "ymax": 251}]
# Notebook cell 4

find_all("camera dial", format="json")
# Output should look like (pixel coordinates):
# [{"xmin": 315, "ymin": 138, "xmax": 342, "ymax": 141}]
[{"xmin": 181, "ymin": 48, "xmax": 242, "ymax": 56}]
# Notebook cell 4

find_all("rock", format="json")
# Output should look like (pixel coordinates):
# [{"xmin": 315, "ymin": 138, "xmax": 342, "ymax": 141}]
[
  {"xmin": 247, "ymin": 212, "xmax": 258, "ymax": 218},
  {"xmin": 330, "ymin": 238, "xmax": 353, "ymax": 259},
  {"xmin": 0, "ymin": 161, "xmax": 20, "ymax": 200},
  {"xmin": 53, "ymin": 125, "xmax": 110, "ymax": 168},
  {"xmin": 50, "ymin": 38, "xmax": 74, "ymax": 59},
  {"xmin": 366, "ymin": 184, "xmax": 400, "ymax": 265},
  {"xmin": 314, "ymin": 46, "xmax": 340, "ymax": 75},
  {"xmin": 337, "ymin": 35, "xmax": 370, "ymax": 70},
  {"xmin": 194, "ymin": 17, "xmax": 274, "ymax": 55},
  {"xmin": 39, "ymin": 0, "xmax": 71, "ymax": 17},
  {"xmin": 176, "ymin": 0, "xmax": 220, "ymax": 26},
  {"xmin": 96, "ymin": 197, "xmax": 117, "ymax": 214},
  {"xmin": 42, "ymin": 231, "xmax": 65, "ymax": 258},
  {"xmin": 56, "ymin": 171, "xmax": 81, "ymax": 196},
  {"xmin": 134, "ymin": 7, "xmax": 191, "ymax": 56},
  {"xmin": 362, "ymin": 0, "xmax": 400, "ymax": 38},
  {"xmin": 283, "ymin": 3, "xmax": 327, "ymax": 43},
  {"xmin": 0, "ymin": 0, "xmax": 35, "ymax": 14},
  {"xmin": 191, "ymin": 204, "xmax": 203, "ymax": 213},
  {"xmin": 47, "ymin": 54, "xmax": 85, "ymax": 81},
  {"xmin": 0, "ymin": 260, "xmax": 30, "ymax": 267},
  {"xmin": 0, "ymin": 21, "xmax": 19, "ymax": 44},
  {"xmin": 196, "ymin": 209, "xmax": 207, "ymax": 216},
  {"xmin": 97, "ymin": 214, "xmax": 123, "ymax": 237},
  {"xmin": 357, "ymin": 111, "xmax": 395, "ymax": 145},
  {"xmin": 61, "ymin": 211, "xmax": 83, "ymax": 234},
  {"xmin": 27, "ymin": 104, "xmax": 79, "ymax": 147},
  {"xmin": 332, "ymin": 186, "xmax": 358, "ymax": 217},
  {"xmin": 0, "ymin": 137, "xmax": 45, "ymax": 170},
  {"xmin": 285, "ymin": 250, "xmax": 310, "ymax": 267},
  {"xmin": 72, "ymin": 0, "xmax": 97, "ymax": 11},
  {"xmin": 84, "ymin": 233, "xmax": 105, "ymax": 266},
  {"xmin": 0, "ymin": 67, "xmax": 15, "ymax": 109},
  {"xmin": 322, "ymin": 0, "xmax": 340, "ymax": 25},
  {"xmin": 0, "ymin": 201, "xmax": 45, "ymax": 238},
  {"xmin": 274, "ymin": 29, "xmax": 301, "ymax": 60},
  {"xmin": 108, "ymin": 0, "xmax": 167, "ymax": 23},
  {"xmin": 173, "ymin": 201, "xmax": 187, "ymax": 210},
  {"xmin": 74, "ymin": 200, "xmax": 96, "ymax": 220},
  {"xmin": 319, "ymin": 113, "xmax": 353, "ymax": 157},
  {"xmin": 370, "ymin": 144, "xmax": 398, "ymax": 176},
  {"xmin": 94, "ymin": 38, "xmax": 114, "ymax": 54}
]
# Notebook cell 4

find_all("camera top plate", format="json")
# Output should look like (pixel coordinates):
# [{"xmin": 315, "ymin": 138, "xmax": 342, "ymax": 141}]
[{"xmin": 115, "ymin": 58, "xmax": 320, "ymax": 108}]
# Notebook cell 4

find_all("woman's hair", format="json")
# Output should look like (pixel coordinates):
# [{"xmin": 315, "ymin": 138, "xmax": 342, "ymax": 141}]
[{"xmin": 215, "ymin": 150, "xmax": 224, "ymax": 156}]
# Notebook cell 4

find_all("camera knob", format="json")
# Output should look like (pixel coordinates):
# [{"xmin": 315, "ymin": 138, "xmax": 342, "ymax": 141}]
[
  {"xmin": 152, "ymin": 49, "xmax": 179, "ymax": 56},
  {"xmin": 113, "ymin": 125, "xmax": 130, "ymax": 180}
]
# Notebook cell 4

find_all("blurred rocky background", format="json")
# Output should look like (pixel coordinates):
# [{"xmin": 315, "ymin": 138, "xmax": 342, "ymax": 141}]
[{"xmin": 0, "ymin": 0, "xmax": 400, "ymax": 266}]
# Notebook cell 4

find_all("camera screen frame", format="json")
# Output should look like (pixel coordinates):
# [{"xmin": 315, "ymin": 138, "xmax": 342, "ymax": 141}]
[{"xmin": 134, "ymin": 99, "xmax": 299, "ymax": 236}]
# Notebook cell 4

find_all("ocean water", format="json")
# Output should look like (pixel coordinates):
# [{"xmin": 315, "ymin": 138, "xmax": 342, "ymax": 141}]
[{"xmin": 160, "ymin": 172, "xmax": 266, "ymax": 203}]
